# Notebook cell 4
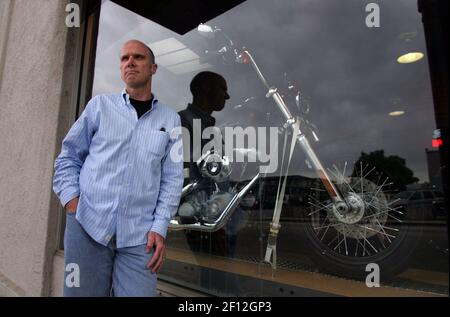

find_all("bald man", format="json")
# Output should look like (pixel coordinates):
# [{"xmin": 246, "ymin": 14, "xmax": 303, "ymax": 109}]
[{"xmin": 53, "ymin": 40, "xmax": 184, "ymax": 296}]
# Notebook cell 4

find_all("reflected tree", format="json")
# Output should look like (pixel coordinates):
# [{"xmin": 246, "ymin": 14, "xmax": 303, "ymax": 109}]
[{"xmin": 351, "ymin": 150, "xmax": 418, "ymax": 191}]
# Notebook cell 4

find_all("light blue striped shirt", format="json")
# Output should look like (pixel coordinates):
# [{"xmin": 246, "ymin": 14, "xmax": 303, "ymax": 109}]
[{"xmin": 53, "ymin": 90, "xmax": 183, "ymax": 248}]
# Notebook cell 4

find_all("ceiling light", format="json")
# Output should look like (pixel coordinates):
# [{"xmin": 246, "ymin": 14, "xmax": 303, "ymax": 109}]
[
  {"xmin": 397, "ymin": 52, "xmax": 424, "ymax": 64},
  {"xmin": 389, "ymin": 111, "xmax": 405, "ymax": 117},
  {"xmin": 150, "ymin": 38, "xmax": 186, "ymax": 57},
  {"xmin": 149, "ymin": 37, "xmax": 210, "ymax": 74}
]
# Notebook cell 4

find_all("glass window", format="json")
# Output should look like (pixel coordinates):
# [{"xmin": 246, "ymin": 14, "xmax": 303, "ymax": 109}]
[
  {"xmin": 91, "ymin": 0, "xmax": 449, "ymax": 296},
  {"xmin": 423, "ymin": 191, "xmax": 434, "ymax": 200},
  {"xmin": 410, "ymin": 191, "xmax": 423, "ymax": 201},
  {"xmin": 394, "ymin": 191, "xmax": 412, "ymax": 199}
]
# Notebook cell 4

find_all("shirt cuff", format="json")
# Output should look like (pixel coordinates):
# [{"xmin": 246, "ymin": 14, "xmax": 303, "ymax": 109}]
[
  {"xmin": 150, "ymin": 218, "xmax": 170, "ymax": 239},
  {"xmin": 60, "ymin": 188, "xmax": 80, "ymax": 208}
]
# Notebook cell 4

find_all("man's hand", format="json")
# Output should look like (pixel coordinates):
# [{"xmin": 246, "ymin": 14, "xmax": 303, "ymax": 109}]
[
  {"xmin": 65, "ymin": 197, "xmax": 79, "ymax": 213},
  {"xmin": 146, "ymin": 231, "xmax": 166, "ymax": 273}
]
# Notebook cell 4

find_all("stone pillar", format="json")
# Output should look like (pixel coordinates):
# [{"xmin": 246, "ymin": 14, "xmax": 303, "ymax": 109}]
[{"xmin": 0, "ymin": 0, "xmax": 72, "ymax": 296}]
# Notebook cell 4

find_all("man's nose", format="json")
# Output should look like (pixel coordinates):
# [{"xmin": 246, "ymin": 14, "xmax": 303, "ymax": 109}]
[
  {"xmin": 225, "ymin": 92, "xmax": 230, "ymax": 100},
  {"xmin": 126, "ymin": 57, "xmax": 135, "ymax": 68}
]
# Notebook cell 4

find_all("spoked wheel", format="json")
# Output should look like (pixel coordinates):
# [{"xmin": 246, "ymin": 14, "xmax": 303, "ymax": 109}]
[{"xmin": 302, "ymin": 162, "xmax": 423, "ymax": 280}]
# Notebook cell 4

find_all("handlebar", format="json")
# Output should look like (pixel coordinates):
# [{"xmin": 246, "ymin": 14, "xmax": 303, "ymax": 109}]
[{"xmin": 198, "ymin": 23, "xmax": 345, "ymax": 204}]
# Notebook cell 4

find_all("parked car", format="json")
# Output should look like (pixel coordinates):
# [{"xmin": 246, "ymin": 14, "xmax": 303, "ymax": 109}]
[{"xmin": 391, "ymin": 189, "xmax": 446, "ymax": 220}]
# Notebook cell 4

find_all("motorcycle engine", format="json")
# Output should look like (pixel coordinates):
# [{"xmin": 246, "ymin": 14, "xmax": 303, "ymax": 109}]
[
  {"xmin": 178, "ymin": 190, "xmax": 234, "ymax": 224},
  {"xmin": 198, "ymin": 151, "xmax": 232, "ymax": 183},
  {"xmin": 178, "ymin": 151, "xmax": 234, "ymax": 224}
]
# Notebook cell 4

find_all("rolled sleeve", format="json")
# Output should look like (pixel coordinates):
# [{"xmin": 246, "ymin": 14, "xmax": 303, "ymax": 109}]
[
  {"xmin": 60, "ymin": 188, "xmax": 81, "ymax": 208},
  {"xmin": 53, "ymin": 99, "xmax": 97, "ymax": 208}
]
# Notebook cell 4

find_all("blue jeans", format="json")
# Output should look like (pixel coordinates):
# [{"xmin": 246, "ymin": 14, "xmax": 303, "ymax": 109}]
[{"xmin": 63, "ymin": 212, "xmax": 157, "ymax": 297}]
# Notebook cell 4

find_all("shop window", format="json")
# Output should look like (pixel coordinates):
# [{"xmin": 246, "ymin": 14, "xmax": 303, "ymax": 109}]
[{"xmin": 80, "ymin": 0, "xmax": 449, "ymax": 296}]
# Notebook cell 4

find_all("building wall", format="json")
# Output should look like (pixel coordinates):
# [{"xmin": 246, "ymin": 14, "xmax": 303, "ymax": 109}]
[
  {"xmin": 426, "ymin": 148, "xmax": 443, "ymax": 190},
  {"xmin": 0, "ymin": 0, "xmax": 73, "ymax": 296}
]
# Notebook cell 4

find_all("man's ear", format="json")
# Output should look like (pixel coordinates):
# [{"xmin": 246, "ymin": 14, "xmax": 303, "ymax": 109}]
[{"xmin": 151, "ymin": 63, "xmax": 158, "ymax": 75}]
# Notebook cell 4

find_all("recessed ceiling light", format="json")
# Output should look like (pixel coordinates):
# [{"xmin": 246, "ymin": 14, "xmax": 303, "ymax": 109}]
[
  {"xmin": 167, "ymin": 59, "xmax": 211, "ymax": 75},
  {"xmin": 397, "ymin": 52, "xmax": 424, "ymax": 64},
  {"xmin": 150, "ymin": 38, "xmax": 186, "ymax": 57},
  {"xmin": 389, "ymin": 111, "xmax": 405, "ymax": 117},
  {"xmin": 149, "ymin": 37, "xmax": 210, "ymax": 74},
  {"xmin": 156, "ymin": 49, "xmax": 199, "ymax": 67}
]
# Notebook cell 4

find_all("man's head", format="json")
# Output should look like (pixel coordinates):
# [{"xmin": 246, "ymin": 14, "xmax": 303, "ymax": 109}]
[
  {"xmin": 190, "ymin": 71, "xmax": 230, "ymax": 113},
  {"xmin": 120, "ymin": 40, "xmax": 157, "ymax": 90}
]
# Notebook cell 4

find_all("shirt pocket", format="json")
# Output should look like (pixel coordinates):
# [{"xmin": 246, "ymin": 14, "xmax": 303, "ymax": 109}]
[{"xmin": 140, "ymin": 129, "xmax": 170, "ymax": 158}]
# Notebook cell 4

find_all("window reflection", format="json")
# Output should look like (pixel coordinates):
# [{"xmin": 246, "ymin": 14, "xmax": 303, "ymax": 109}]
[{"xmin": 93, "ymin": 0, "xmax": 448, "ymax": 296}]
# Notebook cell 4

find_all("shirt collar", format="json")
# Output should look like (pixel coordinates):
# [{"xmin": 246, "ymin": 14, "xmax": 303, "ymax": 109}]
[{"xmin": 121, "ymin": 89, "xmax": 159, "ymax": 107}]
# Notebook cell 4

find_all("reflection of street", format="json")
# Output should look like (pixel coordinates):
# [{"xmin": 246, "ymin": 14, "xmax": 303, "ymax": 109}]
[
  {"xmin": 273, "ymin": 221, "xmax": 448, "ymax": 291},
  {"xmin": 165, "ymin": 217, "xmax": 448, "ymax": 296},
  {"xmin": 160, "ymin": 248, "xmax": 446, "ymax": 296}
]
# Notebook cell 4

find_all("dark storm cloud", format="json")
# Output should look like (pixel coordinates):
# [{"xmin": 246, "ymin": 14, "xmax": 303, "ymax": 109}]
[{"xmin": 93, "ymin": 0, "xmax": 436, "ymax": 183}]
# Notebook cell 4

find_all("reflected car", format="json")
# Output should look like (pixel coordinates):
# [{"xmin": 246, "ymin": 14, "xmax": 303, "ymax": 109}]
[{"xmin": 391, "ymin": 189, "xmax": 446, "ymax": 220}]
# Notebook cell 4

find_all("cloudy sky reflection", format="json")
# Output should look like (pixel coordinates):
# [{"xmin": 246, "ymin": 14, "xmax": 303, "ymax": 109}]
[{"xmin": 93, "ymin": 0, "xmax": 436, "ymax": 184}]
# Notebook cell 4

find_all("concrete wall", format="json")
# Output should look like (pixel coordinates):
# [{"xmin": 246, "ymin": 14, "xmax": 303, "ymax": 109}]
[
  {"xmin": 0, "ymin": 0, "xmax": 202, "ymax": 298},
  {"xmin": 0, "ymin": 0, "xmax": 73, "ymax": 296},
  {"xmin": 51, "ymin": 252, "xmax": 65, "ymax": 296}
]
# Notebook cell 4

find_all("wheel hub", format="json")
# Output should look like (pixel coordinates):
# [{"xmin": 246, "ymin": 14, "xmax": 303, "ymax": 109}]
[{"xmin": 332, "ymin": 193, "xmax": 365, "ymax": 224}]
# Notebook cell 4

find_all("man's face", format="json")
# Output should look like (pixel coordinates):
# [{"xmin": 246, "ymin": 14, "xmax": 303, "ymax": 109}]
[
  {"xmin": 120, "ymin": 41, "xmax": 157, "ymax": 89},
  {"xmin": 207, "ymin": 77, "xmax": 230, "ymax": 112}
]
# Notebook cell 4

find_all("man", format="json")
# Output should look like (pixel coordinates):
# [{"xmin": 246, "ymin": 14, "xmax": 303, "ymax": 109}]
[
  {"xmin": 178, "ymin": 72, "xmax": 242, "ymax": 294},
  {"xmin": 179, "ymin": 72, "xmax": 237, "ymax": 251},
  {"xmin": 179, "ymin": 71, "xmax": 230, "ymax": 181},
  {"xmin": 53, "ymin": 40, "xmax": 183, "ymax": 297}
]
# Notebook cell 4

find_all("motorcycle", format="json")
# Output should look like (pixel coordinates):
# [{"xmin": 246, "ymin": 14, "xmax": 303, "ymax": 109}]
[{"xmin": 168, "ymin": 24, "xmax": 423, "ymax": 280}]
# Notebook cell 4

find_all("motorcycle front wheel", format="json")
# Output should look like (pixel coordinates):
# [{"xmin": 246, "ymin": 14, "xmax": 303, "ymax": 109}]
[{"xmin": 299, "ymin": 169, "xmax": 423, "ymax": 280}]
